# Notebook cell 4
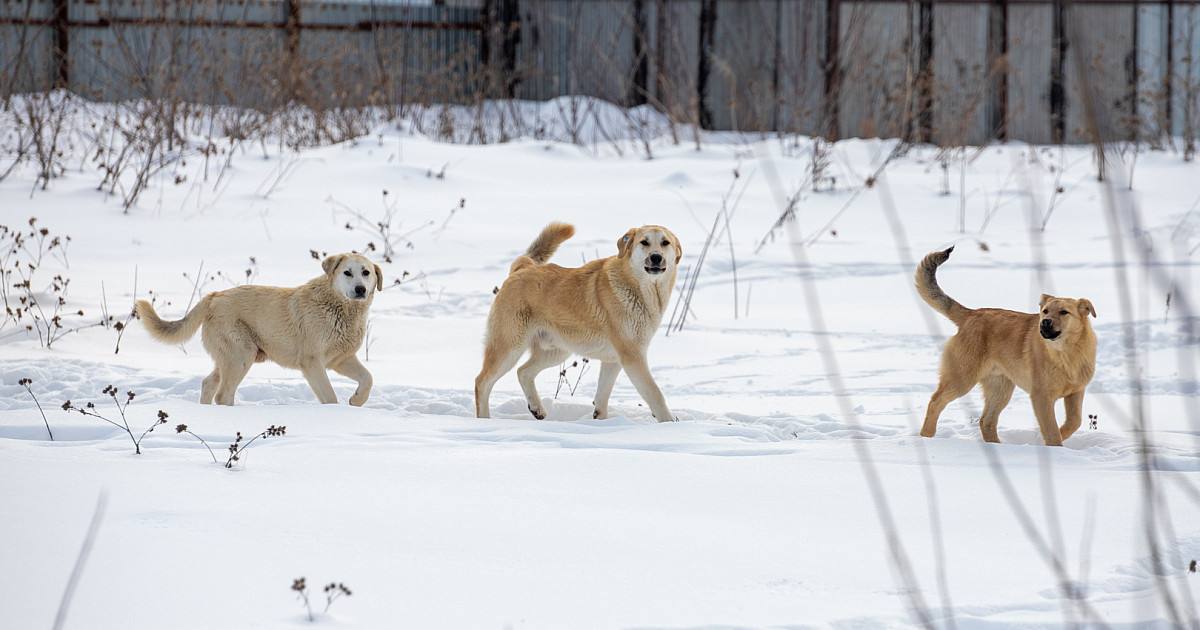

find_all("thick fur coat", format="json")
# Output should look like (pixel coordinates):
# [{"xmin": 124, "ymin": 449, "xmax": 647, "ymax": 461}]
[
  {"xmin": 137, "ymin": 253, "xmax": 381, "ymax": 406},
  {"xmin": 475, "ymin": 222, "xmax": 681, "ymax": 422},
  {"xmin": 915, "ymin": 247, "xmax": 1097, "ymax": 445}
]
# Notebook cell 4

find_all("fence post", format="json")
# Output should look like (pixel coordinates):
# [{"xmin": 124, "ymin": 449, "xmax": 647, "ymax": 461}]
[
  {"xmin": 284, "ymin": 0, "xmax": 300, "ymax": 102},
  {"xmin": 1165, "ymin": 0, "xmax": 1174, "ymax": 136},
  {"xmin": 628, "ymin": 0, "xmax": 648, "ymax": 106},
  {"xmin": 916, "ymin": 0, "xmax": 933, "ymax": 143},
  {"xmin": 823, "ymin": 0, "xmax": 840, "ymax": 140},
  {"xmin": 1050, "ymin": 0, "xmax": 1065, "ymax": 144},
  {"xmin": 52, "ymin": 0, "xmax": 68, "ymax": 88},
  {"xmin": 988, "ymin": 0, "xmax": 1008, "ymax": 141},
  {"xmin": 1128, "ymin": 4, "xmax": 1139, "ymax": 141},
  {"xmin": 696, "ymin": 0, "xmax": 716, "ymax": 129},
  {"xmin": 654, "ymin": 0, "xmax": 669, "ymax": 112}
]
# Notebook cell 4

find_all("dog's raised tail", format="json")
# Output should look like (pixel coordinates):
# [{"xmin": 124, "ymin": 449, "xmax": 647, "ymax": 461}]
[
  {"xmin": 136, "ymin": 296, "xmax": 211, "ymax": 345},
  {"xmin": 915, "ymin": 247, "xmax": 970, "ymax": 326},
  {"xmin": 510, "ymin": 222, "xmax": 575, "ymax": 274}
]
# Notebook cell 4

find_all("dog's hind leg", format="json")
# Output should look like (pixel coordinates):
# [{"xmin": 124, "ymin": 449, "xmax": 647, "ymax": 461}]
[
  {"xmin": 517, "ymin": 345, "xmax": 569, "ymax": 419},
  {"xmin": 474, "ymin": 335, "xmax": 525, "ymax": 419},
  {"xmin": 920, "ymin": 377, "xmax": 974, "ymax": 438},
  {"xmin": 921, "ymin": 339, "xmax": 979, "ymax": 438},
  {"xmin": 592, "ymin": 361, "xmax": 622, "ymax": 419},
  {"xmin": 214, "ymin": 347, "xmax": 255, "ymax": 405},
  {"xmin": 200, "ymin": 368, "xmax": 220, "ymax": 405},
  {"xmin": 978, "ymin": 375, "xmax": 1015, "ymax": 443}
]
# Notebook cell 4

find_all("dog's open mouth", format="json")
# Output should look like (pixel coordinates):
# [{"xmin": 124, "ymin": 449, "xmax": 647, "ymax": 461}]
[
  {"xmin": 644, "ymin": 266, "xmax": 666, "ymax": 275},
  {"xmin": 1040, "ymin": 328, "xmax": 1061, "ymax": 340}
]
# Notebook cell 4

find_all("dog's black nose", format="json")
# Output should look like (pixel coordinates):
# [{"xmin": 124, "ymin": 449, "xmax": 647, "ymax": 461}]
[
  {"xmin": 354, "ymin": 285, "xmax": 366, "ymax": 297},
  {"xmin": 1041, "ymin": 319, "xmax": 1053, "ymax": 329},
  {"xmin": 649, "ymin": 253, "xmax": 664, "ymax": 265}
]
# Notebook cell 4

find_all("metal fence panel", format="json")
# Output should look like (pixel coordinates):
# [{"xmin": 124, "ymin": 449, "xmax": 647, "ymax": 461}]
[
  {"xmin": 1, "ymin": 0, "xmax": 1195, "ymax": 145},
  {"xmin": 1006, "ymin": 3, "xmax": 1054, "ymax": 144},
  {"xmin": 0, "ymin": 0, "xmax": 55, "ymax": 94},
  {"xmin": 1065, "ymin": 2, "xmax": 1135, "ymax": 143},
  {"xmin": 1172, "ymin": 5, "xmax": 1200, "ymax": 139},
  {"xmin": 837, "ymin": 1, "xmax": 916, "ymax": 140},
  {"xmin": 932, "ymin": 2, "xmax": 989, "ymax": 146}
]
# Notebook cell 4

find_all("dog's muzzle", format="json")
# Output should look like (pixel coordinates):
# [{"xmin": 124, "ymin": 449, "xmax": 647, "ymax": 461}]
[
  {"xmin": 353, "ymin": 285, "xmax": 368, "ymax": 299},
  {"xmin": 644, "ymin": 253, "xmax": 666, "ymax": 275},
  {"xmin": 1040, "ymin": 319, "xmax": 1061, "ymax": 340}
]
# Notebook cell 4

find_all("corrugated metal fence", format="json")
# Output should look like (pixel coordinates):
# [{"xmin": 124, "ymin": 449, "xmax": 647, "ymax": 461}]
[{"xmin": 3, "ymin": 0, "xmax": 1199, "ymax": 145}]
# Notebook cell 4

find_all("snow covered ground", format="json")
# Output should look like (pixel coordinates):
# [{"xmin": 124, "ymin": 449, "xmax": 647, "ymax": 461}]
[{"xmin": 2, "ymin": 99, "xmax": 1199, "ymax": 628}]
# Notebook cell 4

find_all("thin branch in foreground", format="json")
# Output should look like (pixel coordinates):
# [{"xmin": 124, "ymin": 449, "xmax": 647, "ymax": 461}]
[
  {"xmin": 18, "ymin": 377, "xmax": 53, "ymax": 440},
  {"xmin": 52, "ymin": 491, "xmax": 108, "ymax": 630},
  {"xmin": 756, "ymin": 144, "xmax": 935, "ymax": 627},
  {"xmin": 175, "ymin": 424, "xmax": 219, "ymax": 464}
]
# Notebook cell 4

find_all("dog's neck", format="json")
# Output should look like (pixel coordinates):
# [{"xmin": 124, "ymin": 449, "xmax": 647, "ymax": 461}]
[
  {"xmin": 308, "ymin": 276, "xmax": 372, "ymax": 316},
  {"xmin": 610, "ymin": 265, "xmax": 676, "ymax": 323}
]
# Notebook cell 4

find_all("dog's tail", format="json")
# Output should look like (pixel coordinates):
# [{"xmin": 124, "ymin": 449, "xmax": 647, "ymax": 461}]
[
  {"xmin": 510, "ymin": 222, "xmax": 575, "ymax": 274},
  {"xmin": 915, "ymin": 247, "xmax": 970, "ymax": 327},
  {"xmin": 136, "ymin": 295, "xmax": 211, "ymax": 344}
]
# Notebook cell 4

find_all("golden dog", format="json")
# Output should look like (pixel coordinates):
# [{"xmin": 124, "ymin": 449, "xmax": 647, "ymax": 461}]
[
  {"xmin": 916, "ymin": 247, "xmax": 1096, "ymax": 445},
  {"xmin": 475, "ymin": 222, "xmax": 681, "ymax": 421},
  {"xmin": 137, "ymin": 254, "xmax": 381, "ymax": 406}
]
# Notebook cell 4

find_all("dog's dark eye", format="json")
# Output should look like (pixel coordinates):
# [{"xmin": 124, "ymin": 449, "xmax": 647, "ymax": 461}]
[
  {"xmin": 662, "ymin": 240, "xmax": 670, "ymax": 246},
  {"xmin": 1042, "ymin": 309, "xmax": 1048, "ymax": 315},
  {"xmin": 640, "ymin": 239, "xmax": 650, "ymax": 247},
  {"xmin": 343, "ymin": 270, "xmax": 352, "ymax": 277},
  {"xmin": 1059, "ymin": 310, "xmax": 1068, "ymax": 316},
  {"xmin": 362, "ymin": 269, "xmax": 370, "ymax": 277}
]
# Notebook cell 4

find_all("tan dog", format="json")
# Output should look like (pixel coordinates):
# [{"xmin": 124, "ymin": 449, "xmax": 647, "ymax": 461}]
[
  {"xmin": 475, "ymin": 222, "xmax": 681, "ymax": 422},
  {"xmin": 916, "ymin": 247, "xmax": 1096, "ymax": 445},
  {"xmin": 136, "ymin": 254, "xmax": 381, "ymax": 406}
]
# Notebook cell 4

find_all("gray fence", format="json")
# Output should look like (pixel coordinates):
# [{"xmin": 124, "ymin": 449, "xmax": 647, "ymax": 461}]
[{"xmin": 3, "ymin": 0, "xmax": 1199, "ymax": 145}]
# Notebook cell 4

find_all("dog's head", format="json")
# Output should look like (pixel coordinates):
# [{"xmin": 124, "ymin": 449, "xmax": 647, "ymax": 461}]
[
  {"xmin": 616, "ymin": 225, "xmax": 681, "ymax": 281},
  {"xmin": 1038, "ymin": 294, "xmax": 1096, "ymax": 341},
  {"xmin": 322, "ymin": 253, "xmax": 383, "ymax": 302}
]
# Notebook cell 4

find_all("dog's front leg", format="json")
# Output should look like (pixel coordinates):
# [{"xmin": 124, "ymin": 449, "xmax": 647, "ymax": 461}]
[
  {"xmin": 617, "ymin": 347, "xmax": 674, "ymax": 422},
  {"xmin": 301, "ymin": 358, "xmax": 338, "ymax": 404},
  {"xmin": 1030, "ymin": 391, "xmax": 1063, "ymax": 446},
  {"xmin": 332, "ymin": 355, "xmax": 373, "ymax": 407},
  {"xmin": 592, "ymin": 361, "xmax": 622, "ymax": 419},
  {"xmin": 1059, "ymin": 391, "xmax": 1084, "ymax": 442}
]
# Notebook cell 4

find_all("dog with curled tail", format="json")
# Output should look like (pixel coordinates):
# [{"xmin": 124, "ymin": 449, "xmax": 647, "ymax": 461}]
[
  {"xmin": 137, "ymin": 253, "xmax": 381, "ymax": 406},
  {"xmin": 475, "ymin": 222, "xmax": 682, "ymax": 422},
  {"xmin": 916, "ymin": 246, "xmax": 1097, "ymax": 445}
]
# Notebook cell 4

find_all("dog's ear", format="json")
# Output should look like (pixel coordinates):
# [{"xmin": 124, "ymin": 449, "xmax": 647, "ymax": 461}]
[
  {"xmin": 617, "ymin": 228, "xmax": 638, "ymax": 258},
  {"xmin": 1077, "ymin": 298, "xmax": 1096, "ymax": 318},
  {"xmin": 322, "ymin": 254, "xmax": 346, "ymax": 276},
  {"xmin": 373, "ymin": 264, "xmax": 383, "ymax": 292},
  {"xmin": 1039, "ymin": 293, "xmax": 1054, "ymax": 308},
  {"xmin": 665, "ymin": 228, "xmax": 682, "ymax": 264}
]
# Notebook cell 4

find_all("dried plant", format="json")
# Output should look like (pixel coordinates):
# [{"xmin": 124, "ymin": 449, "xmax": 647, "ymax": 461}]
[
  {"xmin": 18, "ymin": 377, "xmax": 53, "ymax": 440},
  {"xmin": 327, "ymin": 192, "xmax": 432, "ymax": 264},
  {"xmin": 61, "ymin": 387, "xmax": 166, "ymax": 455},
  {"xmin": 1, "ymin": 218, "xmax": 93, "ymax": 348},
  {"xmin": 174, "ymin": 423, "xmax": 218, "ymax": 464},
  {"xmin": 291, "ymin": 577, "xmax": 352, "ymax": 622},
  {"xmin": 225, "ymin": 425, "xmax": 286, "ymax": 469}
]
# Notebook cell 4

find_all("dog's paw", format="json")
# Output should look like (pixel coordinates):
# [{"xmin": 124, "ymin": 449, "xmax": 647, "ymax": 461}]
[
  {"xmin": 593, "ymin": 407, "xmax": 607, "ymax": 420},
  {"xmin": 528, "ymin": 405, "xmax": 546, "ymax": 420},
  {"xmin": 349, "ymin": 395, "xmax": 367, "ymax": 407}
]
